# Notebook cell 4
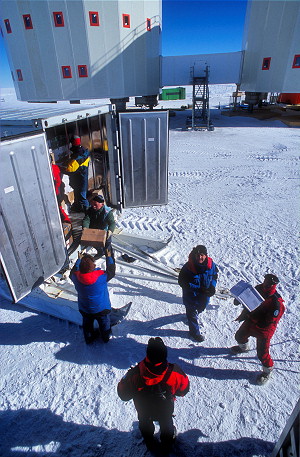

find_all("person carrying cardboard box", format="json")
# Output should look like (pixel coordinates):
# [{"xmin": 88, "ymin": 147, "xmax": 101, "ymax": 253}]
[
  {"xmin": 82, "ymin": 195, "xmax": 116, "ymax": 257},
  {"xmin": 70, "ymin": 252, "xmax": 115, "ymax": 344}
]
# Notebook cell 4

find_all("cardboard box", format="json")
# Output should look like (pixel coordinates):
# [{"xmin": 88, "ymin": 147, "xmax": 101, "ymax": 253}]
[
  {"xmin": 63, "ymin": 222, "xmax": 73, "ymax": 249},
  {"xmin": 81, "ymin": 228, "xmax": 107, "ymax": 248}
]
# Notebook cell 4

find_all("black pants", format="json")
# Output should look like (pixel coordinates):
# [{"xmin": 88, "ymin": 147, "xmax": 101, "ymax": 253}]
[
  {"xmin": 135, "ymin": 399, "xmax": 175, "ymax": 445},
  {"xmin": 79, "ymin": 310, "xmax": 111, "ymax": 343}
]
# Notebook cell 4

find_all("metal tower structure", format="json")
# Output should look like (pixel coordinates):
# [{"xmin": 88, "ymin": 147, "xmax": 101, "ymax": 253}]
[{"xmin": 189, "ymin": 65, "xmax": 213, "ymax": 131}]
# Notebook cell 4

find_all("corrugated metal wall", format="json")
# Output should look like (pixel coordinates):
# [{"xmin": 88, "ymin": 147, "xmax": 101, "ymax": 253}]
[{"xmin": 0, "ymin": 134, "xmax": 67, "ymax": 302}]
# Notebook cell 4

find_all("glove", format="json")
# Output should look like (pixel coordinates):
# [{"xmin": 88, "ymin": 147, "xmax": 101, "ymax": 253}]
[
  {"xmin": 78, "ymin": 250, "xmax": 85, "ymax": 259},
  {"xmin": 235, "ymin": 309, "xmax": 249, "ymax": 322},
  {"xmin": 204, "ymin": 285, "xmax": 215, "ymax": 297},
  {"xmin": 105, "ymin": 247, "xmax": 112, "ymax": 257}
]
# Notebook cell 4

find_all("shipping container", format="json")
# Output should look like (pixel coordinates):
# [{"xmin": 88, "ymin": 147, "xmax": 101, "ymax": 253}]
[
  {"xmin": 0, "ymin": 104, "xmax": 169, "ymax": 303},
  {"xmin": 160, "ymin": 87, "xmax": 186, "ymax": 100}
]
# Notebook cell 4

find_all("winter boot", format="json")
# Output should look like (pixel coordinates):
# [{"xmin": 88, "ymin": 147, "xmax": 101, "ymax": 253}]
[
  {"xmin": 256, "ymin": 366, "xmax": 273, "ymax": 385},
  {"xmin": 230, "ymin": 343, "xmax": 250, "ymax": 354},
  {"xmin": 190, "ymin": 332, "xmax": 205, "ymax": 343},
  {"xmin": 142, "ymin": 434, "xmax": 160, "ymax": 453},
  {"xmin": 160, "ymin": 426, "xmax": 177, "ymax": 455},
  {"xmin": 102, "ymin": 328, "xmax": 112, "ymax": 343}
]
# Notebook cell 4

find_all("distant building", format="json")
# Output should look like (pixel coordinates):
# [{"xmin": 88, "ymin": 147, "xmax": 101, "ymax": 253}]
[
  {"xmin": 240, "ymin": 0, "xmax": 300, "ymax": 93},
  {"xmin": 1, "ymin": 0, "xmax": 299, "ymax": 103},
  {"xmin": 1, "ymin": 0, "xmax": 161, "ymax": 102}
]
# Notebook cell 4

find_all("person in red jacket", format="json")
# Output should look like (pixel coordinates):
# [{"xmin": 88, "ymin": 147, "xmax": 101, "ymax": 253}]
[
  {"xmin": 117, "ymin": 337, "xmax": 189, "ymax": 453},
  {"xmin": 231, "ymin": 274, "xmax": 285, "ymax": 384},
  {"xmin": 51, "ymin": 162, "xmax": 71, "ymax": 224}
]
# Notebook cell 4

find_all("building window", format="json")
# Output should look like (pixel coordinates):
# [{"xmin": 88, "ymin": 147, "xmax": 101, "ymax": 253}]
[
  {"xmin": 292, "ymin": 54, "xmax": 300, "ymax": 68},
  {"xmin": 62, "ymin": 66, "xmax": 72, "ymax": 78},
  {"xmin": 146, "ymin": 18, "xmax": 151, "ymax": 31},
  {"xmin": 89, "ymin": 11, "xmax": 99, "ymax": 26},
  {"xmin": 262, "ymin": 57, "xmax": 271, "ymax": 70},
  {"xmin": 16, "ymin": 69, "xmax": 23, "ymax": 81},
  {"xmin": 23, "ymin": 14, "xmax": 33, "ymax": 29},
  {"xmin": 4, "ymin": 19, "xmax": 12, "ymax": 33},
  {"xmin": 122, "ymin": 14, "xmax": 130, "ymax": 28},
  {"xmin": 53, "ymin": 12, "xmax": 64, "ymax": 27},
  {"xmin": 78, "ymin": 65, "xmax": 88, "ymax": 77}
]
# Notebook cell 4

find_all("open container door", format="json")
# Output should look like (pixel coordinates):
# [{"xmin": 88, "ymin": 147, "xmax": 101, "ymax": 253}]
[
  {"xmin": 0, "ymin": 133, "xmax": 68, "ymax": 302},
  {"xmin": 106, "ymin": 111, "xmax": 169, "ymax": 209}
]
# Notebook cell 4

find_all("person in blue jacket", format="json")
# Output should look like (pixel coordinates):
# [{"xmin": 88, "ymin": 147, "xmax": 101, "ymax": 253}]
[
  {"xmin": 70, "ymin": 251, "xmax": 115, "ymax": 343},
  {"xmin": 178, "ymin": 245, "xmax": 218, "ymax": 342}
]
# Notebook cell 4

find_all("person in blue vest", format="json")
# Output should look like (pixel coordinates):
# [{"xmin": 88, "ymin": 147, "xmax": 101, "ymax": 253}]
[
  {"xmin": 178, "ymin": 245, "xmax": 219, "ymax": 342},
  {"xmin": 62, "ymin": 135, "xmax": 90, "ymax": 212},
  {"xmin": 82, "ymin": 194, "xmax": 116, "ymax": 257},
  {"xmin": 70, "ymin": 252, "xmax": 115, "ymax": 343}
]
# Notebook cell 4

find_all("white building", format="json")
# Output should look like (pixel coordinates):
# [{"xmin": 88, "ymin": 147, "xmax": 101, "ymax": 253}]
[
  {"xmin": 1, "ymin": 0, "xmax": 299, "ymax": 102},
  {"xmin": 1, "ymin": 0, "xmax": 161, "ymax": 102},
  {"xmin": 240, "ymin": 0, "xmax": 300, "ymax": 93}
]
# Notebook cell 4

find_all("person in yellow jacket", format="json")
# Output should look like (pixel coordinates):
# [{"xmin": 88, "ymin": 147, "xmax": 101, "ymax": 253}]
[{"xmin": 63, "ymin": 136, "xmax": 90, "ymax": 212}]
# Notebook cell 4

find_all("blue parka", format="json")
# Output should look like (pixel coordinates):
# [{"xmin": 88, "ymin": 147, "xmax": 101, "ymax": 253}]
[
  {"xmin": 70, "ymin": 257, "xmax": 115, "ymax": 314},
  {"xmin": 178, "ymin": 255, "xmax": 218, "ymax": 307}
]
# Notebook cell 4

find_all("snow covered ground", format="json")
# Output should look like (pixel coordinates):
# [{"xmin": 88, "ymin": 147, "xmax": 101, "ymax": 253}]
[{"xmin": 1, "ymin": 85, "xmax": 299, "ymax": 457}]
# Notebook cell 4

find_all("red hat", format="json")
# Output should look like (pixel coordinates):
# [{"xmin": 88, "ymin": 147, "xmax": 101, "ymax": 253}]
[{"xmin": 71, "ymin": 135, "xmax": 81, "ymax": 146}]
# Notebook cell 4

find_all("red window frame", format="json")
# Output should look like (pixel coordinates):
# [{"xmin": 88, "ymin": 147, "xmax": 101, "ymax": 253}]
[
  {"xmin": 146, "ymin": 18, "xmax": 151, "ymax": 31},
  {"xmin": 4, "ymin": 19, "xmax": 12, "ymax": 33},
  {"xmin": 122, "ymin": 14, "xmax": 130, "ymax": 28},
  {"xmin": 23, "ymin": 14, "xmax": 33, "ymax": 29},
  {"xmin": 292, "ymin": 54, "xmax": 300, "ymax": 68},
  {"xmin": 62, "ymin": 66, "xmax": 72, "ymax": 78},
  {"xmin": 78, "ymin": 65, "xmax": 88, "ymax": 77},
  {"xmin": 89, "ymin": 11, "xmax": 99, "ymax": 26},
  {"xmin": 16, "ymin": 69, "xmax": 23, "ymax": 81},
  {"xmin": 53, "ymin": 12, "xmax": 64, "ymax": 27},
  {"xmin": 262, "ymin": 57, "xmax": 271, "ymax": 70}
]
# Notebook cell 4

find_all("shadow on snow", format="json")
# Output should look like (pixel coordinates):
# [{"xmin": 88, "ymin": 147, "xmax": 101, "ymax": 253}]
[{"xmin": 0, "ymin": 408, "xmax": 274, "ymax": 457}]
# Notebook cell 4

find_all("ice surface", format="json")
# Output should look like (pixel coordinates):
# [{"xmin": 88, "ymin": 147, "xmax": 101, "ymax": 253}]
[{"xmin": 0, "ymin": 85, "xmax": 299, "ymax": 457}]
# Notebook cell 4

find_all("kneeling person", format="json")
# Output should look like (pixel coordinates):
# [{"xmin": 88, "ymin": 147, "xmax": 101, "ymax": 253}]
[{"xmin": 70, "ymin": 252, "xmax": 115, "ymax": 343}]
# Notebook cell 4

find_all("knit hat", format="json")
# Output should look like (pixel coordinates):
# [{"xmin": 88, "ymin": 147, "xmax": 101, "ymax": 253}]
[
  {"xmin": 146, "ymin": 337, "xmax": 167, "ymax": 364},
  {"xmin": 196, "ymin": 245, "xmax": 207, "ymax": 255},
  {"xmin": 92, "ymin": 194, "xmax": 105, "ymax": 203},
  {"xmin": 264, "ymin": 274, "xmax": 279, "ymax": 286},
  {"xmin": 191, "ymin": 245, "xmax": 207, "ymax": 257},
  {"xmin": 262, "ymin": 274, "xmax": 279, "ymax": 297},
  {"xmin": 71, "ymin": 135, "xmax": 81, "ymax": 146}
]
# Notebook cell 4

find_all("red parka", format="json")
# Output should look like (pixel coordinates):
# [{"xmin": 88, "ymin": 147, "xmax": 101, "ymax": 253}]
[
  {"xmin": 236, "ymin": 283, "xmax": 285, "ymax": 339},
  {"xmin": 117, "ymin": 358, "xmax": 189, "ymax": 416}
]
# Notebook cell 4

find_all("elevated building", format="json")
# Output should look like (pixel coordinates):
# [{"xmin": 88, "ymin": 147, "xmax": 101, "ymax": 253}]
[{"xmin": 1, "ymin": 0, "xmax": 161, "ymax": 102}]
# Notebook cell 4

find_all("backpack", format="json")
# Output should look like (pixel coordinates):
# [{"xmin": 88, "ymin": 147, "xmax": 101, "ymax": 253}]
[{"xmin": 138, "ymin": 363, "xmax": 174, "ymax": 402}]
